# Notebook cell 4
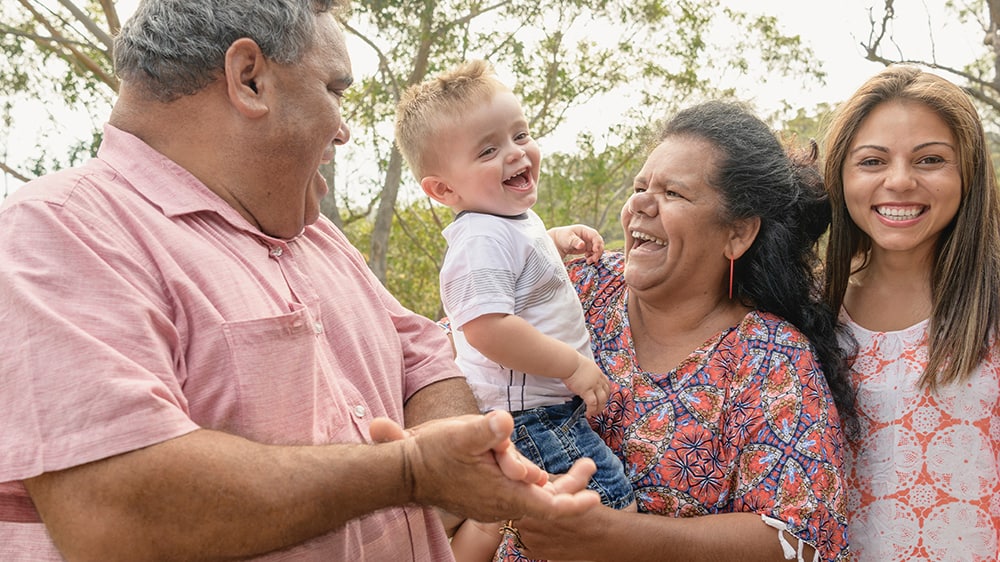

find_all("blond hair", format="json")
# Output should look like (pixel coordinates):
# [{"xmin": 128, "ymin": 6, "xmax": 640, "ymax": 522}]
[{"xmin": 395, "ymin": 59, "xmax": 509, "ymax": 179}]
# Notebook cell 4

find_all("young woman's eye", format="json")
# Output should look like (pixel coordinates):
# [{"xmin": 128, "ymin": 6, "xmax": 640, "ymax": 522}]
[
  {"xmin": 918, "ymin": 155, "xmax": 946, "ymax": 165},
  {"xmin": 858, "ymin": 157, "xmax": 882, "ymax": 167}
]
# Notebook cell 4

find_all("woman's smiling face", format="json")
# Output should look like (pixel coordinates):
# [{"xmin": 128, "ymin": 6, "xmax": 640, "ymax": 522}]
[
  {"xmin": 842, "ymin": 100, "xmax": 962, "ymax": 259},
  {"xmin": 620, "ymin": 136, "xmax": 733, "ymax": 299}
]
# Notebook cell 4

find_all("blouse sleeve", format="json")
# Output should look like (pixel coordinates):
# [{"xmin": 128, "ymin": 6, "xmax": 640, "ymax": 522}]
[{"xmin": 724, "ymin": 316, "xmax": 849, "ymax": 561}]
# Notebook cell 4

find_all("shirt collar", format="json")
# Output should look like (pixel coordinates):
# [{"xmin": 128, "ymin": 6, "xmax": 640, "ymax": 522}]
[
  {"xmin": 454, "ymin": 210, "xmax": 529, "ymax": 221},
  {"xmin": 97, "ymin": 124, "xmax": 261, "ymax": 234}
]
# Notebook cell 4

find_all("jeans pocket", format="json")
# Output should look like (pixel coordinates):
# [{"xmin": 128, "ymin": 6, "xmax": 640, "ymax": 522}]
[{"xmin": 511, "ymin": 422, "xmax": 545, "ymax": 468}]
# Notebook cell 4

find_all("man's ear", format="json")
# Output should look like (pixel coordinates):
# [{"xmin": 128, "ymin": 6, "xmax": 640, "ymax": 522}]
[
  {"xmin": 224, "ymin": 38, "xmax": 268, "ymax": 118},
  {"xmin": 421, "ymin": 176, "xmax": 457, "ymax": 206},
  {"xmin": 726, "ymin": 216, "xmax": 761, "ymax": 260}
]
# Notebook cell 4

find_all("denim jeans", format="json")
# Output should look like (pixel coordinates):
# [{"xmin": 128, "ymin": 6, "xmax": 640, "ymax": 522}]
[{"xmin": 511, "ymin": 397, "xmax": 633, "ymax": 510}]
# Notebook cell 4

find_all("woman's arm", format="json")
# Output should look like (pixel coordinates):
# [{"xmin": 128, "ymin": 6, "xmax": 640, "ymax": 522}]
[{"xmin": 512, "ymin": 504, "xmax": 814, "ymax": 562}]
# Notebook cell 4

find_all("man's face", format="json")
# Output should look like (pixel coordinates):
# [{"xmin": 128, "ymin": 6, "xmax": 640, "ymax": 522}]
[{"xmin": 247, "ymin": 14, "xmax": 353, "ymax": 239}]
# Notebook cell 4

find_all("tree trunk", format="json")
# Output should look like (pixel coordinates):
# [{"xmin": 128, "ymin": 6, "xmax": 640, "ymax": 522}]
[
  {"xmin": 319, "ymin": 160, "xmax": 343, "ymax": 231},
  {"xmin": 369, "ymin": 146, "xmax": 404, "ymax": 283},
  {"xmin": 988, "ymin": 0, "xmax": 1000, "ymax": 91}
]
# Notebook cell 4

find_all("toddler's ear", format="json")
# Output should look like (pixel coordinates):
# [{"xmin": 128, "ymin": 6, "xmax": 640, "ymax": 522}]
[{"xmin": 421, "ymin": 176, "xmax": 456, "ymax": 205}]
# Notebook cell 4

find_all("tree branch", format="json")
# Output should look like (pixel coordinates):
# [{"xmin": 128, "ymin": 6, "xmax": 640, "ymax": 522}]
[
  {"xmin": 862, "ymin": 0, "xmax": 1000, "ymax": 113},
  {"xmin": 0, "ymin": 160, "xmax": 32, "ymax": 184},
  {"xmin": 0, "ymin": 24, "xmax": 95, "ymax": 49},
  {"xmin": 339, "ymin": 18, "xmax": 401, "ymax": 100},
  {"xmin": 439, "ymin": 0, "xmax": 508, "ymax": 32},
  {"xmin": 16, "ymin": 0, "xmax": 118, "ymax": 90},
  {"xmin": 54, "ymin": 0, "xmax": 114, "ymax": 53},
  {"xmin": 863, "ymin": 0, "xmax": 895, "ymax": 61},
  {"xmin": 98, "ymin": 0, "xmax": 120, "ymax": 36}
]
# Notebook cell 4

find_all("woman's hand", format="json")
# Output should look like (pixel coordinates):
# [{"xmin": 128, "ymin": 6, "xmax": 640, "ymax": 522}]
[{"xmin": 512, "ymin": 500, "xmax": 614, "ymax": 560}]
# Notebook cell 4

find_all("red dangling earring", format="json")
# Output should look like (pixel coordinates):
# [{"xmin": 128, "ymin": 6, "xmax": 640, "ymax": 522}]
[{"xmin": 728, "ymin": 257, "xmax": 734, "ymax": 300}]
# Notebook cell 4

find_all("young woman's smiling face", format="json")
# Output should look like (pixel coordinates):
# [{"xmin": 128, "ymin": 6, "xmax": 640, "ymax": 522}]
[{"xmin": 842, "ymin": 100, "xmax": 962, "ymax": 260}]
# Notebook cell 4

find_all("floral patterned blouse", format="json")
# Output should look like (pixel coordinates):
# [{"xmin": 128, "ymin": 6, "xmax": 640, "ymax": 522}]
[
  {"xmin": 495, "ymin": 252, "xmax": 850, "ymax": 561},
  {"xmin": 841, "ymin": 310, "xmax": 1000, "ymax": 561}
]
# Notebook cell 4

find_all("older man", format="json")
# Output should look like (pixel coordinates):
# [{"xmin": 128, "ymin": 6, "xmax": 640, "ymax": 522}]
[{"xmin": 0, "ymin": 1, "xmax": 597, "ymax": 560}]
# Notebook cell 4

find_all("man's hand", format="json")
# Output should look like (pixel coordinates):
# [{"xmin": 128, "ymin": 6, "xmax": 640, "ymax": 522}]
[
  {"xmin": 369, "ymin": 411, "xmax": 600, "ymax": 522},
  {"xmin": 547, "ymin": 224, "xmax": 605, "ymax": 263}
]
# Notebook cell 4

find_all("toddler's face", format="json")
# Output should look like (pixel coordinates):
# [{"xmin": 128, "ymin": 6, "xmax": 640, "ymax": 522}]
[{"xmin": 433, "ymin": 90, "xmax": 541, "ymax": 216}]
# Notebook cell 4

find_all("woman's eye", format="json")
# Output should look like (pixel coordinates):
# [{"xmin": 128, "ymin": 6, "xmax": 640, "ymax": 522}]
[
  {"xmin": 918, "ymin": 155, "xmax": 946, "ymax": 165},
  {"xmin": 859, "ymin": 157, "xmax": 882, "ymax": 167}
]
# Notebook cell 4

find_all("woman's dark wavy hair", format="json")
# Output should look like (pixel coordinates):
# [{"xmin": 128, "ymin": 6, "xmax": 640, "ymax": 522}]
[{"xmin": 659, "ymin": 100, "xmax": 855, "ymax": 423}]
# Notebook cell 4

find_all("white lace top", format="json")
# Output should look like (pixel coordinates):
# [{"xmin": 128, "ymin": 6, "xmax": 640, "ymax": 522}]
[{"xmin": 841, "ymin": 310, "xmax": 1000, "ymax": 561}]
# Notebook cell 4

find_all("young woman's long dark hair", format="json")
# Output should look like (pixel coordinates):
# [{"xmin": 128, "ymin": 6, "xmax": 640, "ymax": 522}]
[{"xmin": 660, "ymin": 100, "xmax": 855, "ymax": 421}]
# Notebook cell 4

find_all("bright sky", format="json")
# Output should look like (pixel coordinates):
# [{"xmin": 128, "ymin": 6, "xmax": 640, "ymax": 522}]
[
  {"xmin": 746, "ymin": 0, "xmax": 982, "ymax": 114},
  {"xmin": 541, "ymin": 0, "xmax": 983, "ymax": 153},
  {"xmin": 0, "ymin": 0, "xmax": 985, "ymax": 198}
]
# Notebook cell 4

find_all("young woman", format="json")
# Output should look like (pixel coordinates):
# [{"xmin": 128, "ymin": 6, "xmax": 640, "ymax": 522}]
[{"xmin": 823, "ymin": 65, "xmax": 1000, "ymax": 561}]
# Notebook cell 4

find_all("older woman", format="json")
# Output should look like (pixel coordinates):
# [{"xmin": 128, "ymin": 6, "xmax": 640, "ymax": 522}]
[
  {"xmin": 497, "ymin": 101, "xmax": 855, "ymax": 562},
  {"xmin": 822, "ymin": 66, "xmax": 1000, "ymax": 561}
]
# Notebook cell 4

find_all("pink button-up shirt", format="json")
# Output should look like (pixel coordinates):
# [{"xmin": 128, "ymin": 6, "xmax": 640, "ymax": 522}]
[{"xmin": 0, "ymin": 124, "xmax": 459, "ymax": 561}]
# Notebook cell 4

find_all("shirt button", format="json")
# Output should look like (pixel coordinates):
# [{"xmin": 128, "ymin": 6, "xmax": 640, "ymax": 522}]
[
  {"xmin": 269, "ymin": 247, "xmax": 283, "ymax": 257},
  {"xmin": 353, "ymin": 405, "xmax": 367, "ymax": 418},
  {"xmin": 313, "ymin": 321, "xmax": 323, "ymax": 334}
]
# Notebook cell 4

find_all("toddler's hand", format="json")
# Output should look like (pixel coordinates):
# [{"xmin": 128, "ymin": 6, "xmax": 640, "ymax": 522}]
[
  {"xmin": 561, "ymin": 355, "xmax": 610, "ymax": 418},
  {"xmin": 547, "ymin": 225, "xmax": 604, "ymax": 263}
]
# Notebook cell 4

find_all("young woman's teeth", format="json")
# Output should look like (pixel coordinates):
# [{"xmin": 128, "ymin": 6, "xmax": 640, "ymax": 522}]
[{"xmin": 876, "ymin": 206, "xmax": 924, "ymax": 220}]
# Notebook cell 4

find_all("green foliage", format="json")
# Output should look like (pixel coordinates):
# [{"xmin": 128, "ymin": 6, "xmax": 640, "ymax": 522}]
[
  {"xmin": 384, "ymin": 200, "xmax": 452, "ymax": 319},
  {"xmin": 777, "ymin": 102, "xmax": 837, "ymax": 148},
  {"xmin": 4, "ymin": 1, "xmax": 854, "ymax": 318},
  {"xmin": 537, "ymin": 125, "xmax": 655, "ymax": 251},
  {"xmin": 0, "ymin": 1, "xmax": 116, "ymax": 183}
]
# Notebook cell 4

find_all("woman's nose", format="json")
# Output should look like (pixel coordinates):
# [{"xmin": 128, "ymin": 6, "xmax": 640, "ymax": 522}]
[
  {"xmin": 625, "ymin": 192, "xmax": 657, "ymax": 217},
  {"xmin": 884, "ymin": 161, "xmax": 916, "ymax": 191}
]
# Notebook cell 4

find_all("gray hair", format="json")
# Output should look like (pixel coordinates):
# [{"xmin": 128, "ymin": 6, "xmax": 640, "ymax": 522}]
[{"xmin": 114, "ymin": 0, "xmax": 342, "ymax": 102}]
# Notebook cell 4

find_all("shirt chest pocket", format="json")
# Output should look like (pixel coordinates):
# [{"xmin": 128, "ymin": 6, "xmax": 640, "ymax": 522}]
[{"xmin": 220, "ymin": 304, "xmax": 349, "ymax": 444}]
